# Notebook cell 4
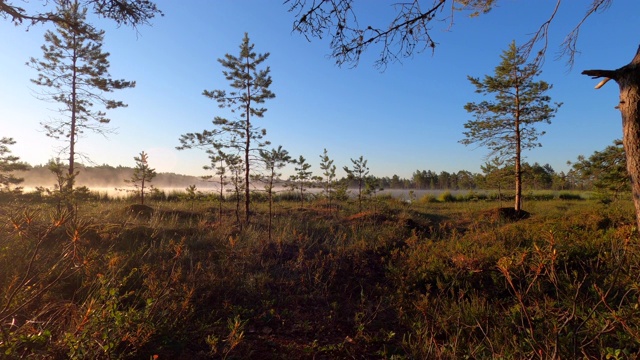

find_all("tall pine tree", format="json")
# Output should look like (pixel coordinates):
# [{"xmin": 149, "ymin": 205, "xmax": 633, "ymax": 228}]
[
  {"xmin": 460, "ymin": 41, "xmax": 561, "ymax": 212},
  {"xmin": 178, "ymin": 33, "xmax": 274, "ymax": 224},
  {"xmin": 28, "ymin": 1, "xmax": 135, "ymax": 192}
]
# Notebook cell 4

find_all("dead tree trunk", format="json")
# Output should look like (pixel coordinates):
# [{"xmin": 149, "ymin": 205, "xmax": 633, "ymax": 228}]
[{"xmin": 583, "ymin": 45, "xmax": 640, "ymax": 233}]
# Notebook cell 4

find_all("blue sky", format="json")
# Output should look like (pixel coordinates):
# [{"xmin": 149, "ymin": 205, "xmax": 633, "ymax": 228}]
[{"xmin": 1, "ymin": 1, "xmax": 638, "ymax": 179}]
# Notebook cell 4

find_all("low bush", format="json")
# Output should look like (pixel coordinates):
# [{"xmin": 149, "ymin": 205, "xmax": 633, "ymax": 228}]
[
  {"xmin": 558, "ymin": 192, "xmax": 583, "ymax": 200},
  {"xmin": 418, "ymin": 193, "xmax": 437, "ymax": 204},
  {"xmin": 524, "ymin": 191, "xmax": 555, "ymax": 201},
  {"xmin": 437, "ymin": 191, "xmax": 456, "ymax": 202}
]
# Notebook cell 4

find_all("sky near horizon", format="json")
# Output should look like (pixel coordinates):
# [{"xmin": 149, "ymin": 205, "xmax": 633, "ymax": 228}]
[{"xmin": 1, "ymin": 1, "xmax": 639, "ymax": 180}]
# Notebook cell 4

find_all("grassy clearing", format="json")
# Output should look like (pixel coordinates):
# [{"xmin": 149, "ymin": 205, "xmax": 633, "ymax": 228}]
[{"xmin": 0, "ymin": 194, "xmax": 638, "ymax": 359}]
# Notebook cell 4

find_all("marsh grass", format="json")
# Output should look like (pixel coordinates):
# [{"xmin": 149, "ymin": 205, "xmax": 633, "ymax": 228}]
[{"xmin": 0, "ymin": 193, "xmax": 638, "ymax": 358}]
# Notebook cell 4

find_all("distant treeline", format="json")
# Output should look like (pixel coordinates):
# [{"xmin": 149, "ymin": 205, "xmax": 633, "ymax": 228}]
[
  {"xmin": 349, "ymin": 162, "xmax": 590, "ymax": 191},
  {"xmin": 16, "ymin": 161, "xmax": 595, "ymax": 192}
]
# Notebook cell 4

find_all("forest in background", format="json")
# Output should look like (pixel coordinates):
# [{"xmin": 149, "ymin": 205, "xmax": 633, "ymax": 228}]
[{"xmin": 12, "ymin": 157, "xmax": 616, "ymax": 193}]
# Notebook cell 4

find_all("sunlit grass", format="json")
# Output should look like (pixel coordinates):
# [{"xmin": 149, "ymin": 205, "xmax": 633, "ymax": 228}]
[{"xmin": 0, "ymin": 193, "xmax": 638, "ymax": 359}]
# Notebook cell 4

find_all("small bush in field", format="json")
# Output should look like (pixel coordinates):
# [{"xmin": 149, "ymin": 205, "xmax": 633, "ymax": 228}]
[
  {"xmin": 250, "ymin": 190, "xmax": 268, "ymax": 202},
  {"xmin": 558, "ymin": 192, "xmax": 583, "ymax": 200},
  {"xmin": 524, "ymin": 191, "xmax": 555, "ymax": 201},
  {"xmin": 460, "ymin": 191, "xmax": 486, "ymax": 201},
  {"xmin": 438, "ymin": 191, "xmax": 455, "ymax": 202},
  {"xmin": 418, "ymin": 193, "xmax": 437, "ymax": 204},
  {"xmin": 274, "ymin": 190, "xmax": 300, "ymax": 202}
]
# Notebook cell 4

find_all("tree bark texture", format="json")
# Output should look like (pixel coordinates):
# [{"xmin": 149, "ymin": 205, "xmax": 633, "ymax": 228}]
[{"xmin": 583, "ymin": 45, "xmax": 640, "ymax": 232}]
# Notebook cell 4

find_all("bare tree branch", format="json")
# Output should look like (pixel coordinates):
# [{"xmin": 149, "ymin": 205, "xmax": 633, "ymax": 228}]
[
  {"xmin": 556, "ymin": 0, "xmax": 613, "ymax": 68},
  {"xmin": 286, "ymin": 0, "xmax": 449, "ymax": 68},
  {"xmin": 518, "ymin": 0, "xmax": 561, "ymax": 67},
  {"xmin": 285, "ymin": 0, "xmax": 617, "ymax": 68},
  {"xmin": 0, "ymin": 0, "xmax": 161, "ymax": 28}
]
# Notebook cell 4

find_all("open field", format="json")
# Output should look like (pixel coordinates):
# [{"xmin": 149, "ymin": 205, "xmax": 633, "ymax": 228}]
[{"xmin": 1, "ymin": 193, "xmax": 639, "ymax": 359}]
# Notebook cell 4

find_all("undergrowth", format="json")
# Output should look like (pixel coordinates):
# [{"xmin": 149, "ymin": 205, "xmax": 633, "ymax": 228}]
[{"xmin": 0, "ymin": 195, "xmax": 638, "ymax": 359}]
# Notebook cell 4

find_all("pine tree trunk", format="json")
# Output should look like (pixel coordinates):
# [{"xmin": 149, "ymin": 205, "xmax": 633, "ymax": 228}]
[
  {"xmin": 583, "ymin": 46, "xmax": 640, "ymax": 233},
  {"xmin": 219, "ymin": 174, "xmax": 224, "ymax": 222},
  {"xmin": 268, "ymin": 176, "xmax": 273, "ymax": 242},
  {"xmin": 515, "ymin": 149, "xmax": 522, "ymax": 212},
  {"xmin": 618, "ymin": 68, "xmax": 640, "ymax": 232},
  {"xmin": 245, "ymin": 119, "xmax": 250, "ymax": 223},
  {"xmin": 328, "ymin": 182, "xmax": 332, "ymax": 215},
  {"xmin": 514, "ymin": 75, "xmax": 522, "ymax": 213},
  {"xmin": 244, "ymin": 57, "xmax": 252, "ymax": 224},
  {"xmin": 358, "ymin": 178, "xmax": 362, "ymax": 212},
  {"xmin": 69, "ymin": 34, "xmax": 78, "ymax": 192},
  {"xmin": 299, "ymin": 182, "xmax": 305, "ymax": 208},
  {"xmin": 141, "ymin": 177, "xmax": 145, "ymax": 205}
]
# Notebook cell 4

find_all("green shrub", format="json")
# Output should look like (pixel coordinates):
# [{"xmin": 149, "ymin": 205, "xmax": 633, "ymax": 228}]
[
  {"xmin": 524, "ymin": 191, "xmax": 555, "ymax": 201},
  {"xmin": 558, "ymin": 192, "xmax": 583, "ymax": 200},
  {"xmin": 418, "ymin": 193, "xmax": 437, "ymax": 204},
  {"xmin": 274, "ymin": 191, "xmax": 300, "ymax": 202},
  {"xmin": 460, "ymin": 191, "xmax": 487, "ymax": 201},
  {"xmin": 250, "ymin": 190, "xmax": 268, "ymax": 202},
  {"xmin": 437, "ymin": 191, "xmax": 455, "ymax": 202}
]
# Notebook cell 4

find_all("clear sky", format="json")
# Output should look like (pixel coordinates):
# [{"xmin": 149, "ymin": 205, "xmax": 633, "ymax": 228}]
[{"xmin": 1, "ymin": 1, "xmax": 639, "ymax": 179}]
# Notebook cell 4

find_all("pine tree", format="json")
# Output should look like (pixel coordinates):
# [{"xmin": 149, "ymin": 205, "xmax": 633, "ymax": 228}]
[
  {"xmin": 289, "ymin": 156, "xmax": 314, "ymax": 208},
  {"xmin": 364, "ymin": 175, "xmax": 383, "ymax": 214},
  {"xmin": 40, "ymin": 158, "xmax": 78, "ymax": 212},
  {"xmin": 185, "ymin": 184, "xmax": 198, "ymax": 209},
  {"xmin": 203, "ymin": 150, "xmax": 229, "ymax": 222},
  {"xmin": 126, "ymin": 151, "xmax": 156, "ymax": 205},
  {"xmin": 260, "ymin": 146, "xmax": 291, "ymax": 240},
  {"xmin": 319, "ymin": 148, "xmax": 337, "ymax": 213},
  {"xmin": 570, "ymin": 140, "xmax": 628, "ymax": 199},
  {"xmin": 0, "ymin": 137, "xmax": 29, "ymax": 193},
  {"xmin": 343, "ymin": 156, "xmax": 369, "ymax": 212},
  {"xmin": 460, "ymin": 41, "xmax": 561, "ymax": 212},
  {"xmin": 225, "ymin": 153, "xmax": 244, "ymax": 225},
  {"xmin": 27, "ymin": 1, "xmax": 135, "ymax": 192},
  {"xmin": 178, "ymin": 33, "xmax": 274, "ymax": 224},
  {"xmin": 480, "ymin": 157, "xmax": 509, "ymax": 206}
]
